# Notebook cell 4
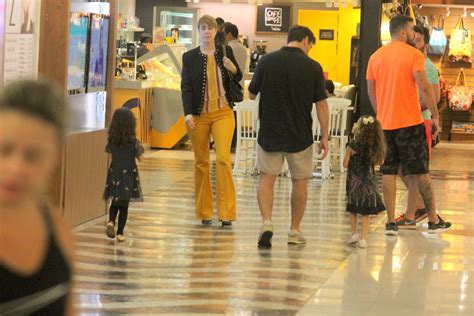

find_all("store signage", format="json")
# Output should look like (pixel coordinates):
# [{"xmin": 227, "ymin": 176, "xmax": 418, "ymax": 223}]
[
  {"xmin": 256, "ymin": 4, "xmax": 291, "ymax": 34},
  {"xmin": 319, "ymin": 29, "xmax": 335, "ymax": 41},
  {"xmin": 3, "ymin": 0, "xmax": 40, "ymax": 84}
]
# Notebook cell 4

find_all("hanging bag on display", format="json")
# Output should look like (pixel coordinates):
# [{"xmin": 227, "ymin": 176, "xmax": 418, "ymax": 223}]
[
  {"xmin": 448, "ymin": 17, "xmax": 472, "ymax": 62},
  {"xmin": 403, "ymin": 0, "xmax": 416, "ymax": 22},
  {"xmin": 448, "ymin": 68, "xmax": 472, "ymax": 112},
  {"xmin": 429, "ymin": 16, "xmax": 447, "ymax": 56}
]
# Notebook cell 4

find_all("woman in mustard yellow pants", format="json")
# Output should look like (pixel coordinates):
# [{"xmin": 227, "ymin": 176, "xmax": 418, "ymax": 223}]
[{"xmin": 181, "ymin": 15, "xmax": 242, "ymax": 227}]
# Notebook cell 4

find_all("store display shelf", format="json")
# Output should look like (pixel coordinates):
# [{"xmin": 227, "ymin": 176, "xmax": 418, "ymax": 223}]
[{"xmin": 118, "ymin": 27, "xmax": 144, "ymax": 33}]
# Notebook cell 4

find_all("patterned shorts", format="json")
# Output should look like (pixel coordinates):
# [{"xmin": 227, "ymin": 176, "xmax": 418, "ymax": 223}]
[{"xmin": 381, "ymin": 123, "xmax": 429, "ymax": 176}]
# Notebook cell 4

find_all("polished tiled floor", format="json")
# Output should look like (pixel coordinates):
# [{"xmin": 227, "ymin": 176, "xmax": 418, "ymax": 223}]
[{"xmin": 73, "ymin": 143, "xmax": 474, "ymax": 315}]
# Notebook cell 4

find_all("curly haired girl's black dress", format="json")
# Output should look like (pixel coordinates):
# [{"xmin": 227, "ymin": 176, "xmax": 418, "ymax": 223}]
[
  {"xmin": 346, "ymin": 140, "xmax": 386, "ymax": 215},
  {"xmin": 103, "ymin": 140, "xmax": 144, "ymax": 204}
]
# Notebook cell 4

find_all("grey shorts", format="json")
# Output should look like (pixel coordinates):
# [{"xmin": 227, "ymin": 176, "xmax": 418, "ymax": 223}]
[{"xmin": 256, "ymin": 145, "xmax": 313, "ymax": 179}]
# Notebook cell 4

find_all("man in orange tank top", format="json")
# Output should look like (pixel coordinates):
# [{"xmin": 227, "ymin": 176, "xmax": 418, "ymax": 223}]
[{"xmin": 366, "ymin": 15, "xmax": 451, "ymax": 235}]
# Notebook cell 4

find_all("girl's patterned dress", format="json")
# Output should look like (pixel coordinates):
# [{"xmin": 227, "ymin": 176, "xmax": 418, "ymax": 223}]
[
  {"xmin": 346, "ymin": 140, "xmax": 386, "ymax": 215},
  {"xmin": 103, "ymin": 139, "xmax": 144, "ymax": 203}
]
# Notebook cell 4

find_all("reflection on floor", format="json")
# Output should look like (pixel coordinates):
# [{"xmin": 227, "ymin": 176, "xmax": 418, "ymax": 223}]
[{"xmin": 73, "ymin": 142, "xmax": 474, "ymax": 315}]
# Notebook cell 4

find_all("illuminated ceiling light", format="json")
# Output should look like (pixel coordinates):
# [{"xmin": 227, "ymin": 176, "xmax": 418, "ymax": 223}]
[{"xmin": 326, "ymin": 0, "xmax": 333, "ymax": 8}]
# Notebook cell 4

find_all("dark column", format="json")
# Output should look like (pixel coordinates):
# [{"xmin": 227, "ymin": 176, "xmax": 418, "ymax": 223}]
[{"xmin": 357, "ymin": 0, "xmax": 384, "ymax": 117}]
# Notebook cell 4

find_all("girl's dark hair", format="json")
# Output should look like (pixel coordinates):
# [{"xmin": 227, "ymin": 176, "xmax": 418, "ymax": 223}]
[
  {"xmin": 352, "ymin": 115, "xmax": 386, "ymax": 165},
  {"xmin": 0, "ymin": 79, "xmax": 67, "ymax": 138},
  {"xmin": 108, "ymin": 108, "xmax": 137, "ymax": 147}
]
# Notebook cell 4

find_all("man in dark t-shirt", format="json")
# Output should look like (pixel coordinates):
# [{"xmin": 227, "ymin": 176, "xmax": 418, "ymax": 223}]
[{"xmin": 249, "ymin": 25, "xmax": 329, "ymax": 249}]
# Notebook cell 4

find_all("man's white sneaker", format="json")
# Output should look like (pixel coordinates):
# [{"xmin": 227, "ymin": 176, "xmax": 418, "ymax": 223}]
[
  {"xmin": 358, "ymin": 239, "xmax": 367, "ymax": 248},
  {"xmin": 288, "ymin": 230, "xmax": 307, "ymax": 245}
]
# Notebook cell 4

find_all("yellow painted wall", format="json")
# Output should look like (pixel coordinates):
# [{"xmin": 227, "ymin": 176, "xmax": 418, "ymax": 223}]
[
  {"xmin": 298, "ymin": 6, "xmax": 360, "ymax": 85},
  {"xmin": 337, "ymin": 6, "xmax": 361, "ymax": 85},
  {"xmin": 299, "ymin": 10, "xmax": 339, "ymax": 80}
]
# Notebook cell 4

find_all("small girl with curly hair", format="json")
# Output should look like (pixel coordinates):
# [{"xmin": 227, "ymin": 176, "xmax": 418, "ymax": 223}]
[
  {"xmin": 343, "ymin": 115, "xmax": 386, "ymax": 248},
  {"xmin": 104, "ymin": 108, "xmax": 144, "ymax": 242}
]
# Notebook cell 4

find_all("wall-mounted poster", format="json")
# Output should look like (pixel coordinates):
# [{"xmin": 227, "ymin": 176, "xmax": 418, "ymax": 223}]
[
  {"xmin": 3, "ymin": 0, "xmax": 41, "ymax": 85},
  {"xmin": 153, "ymin": 27, "xmax": 165, "ymax": 46},
  {"xmin": 319, "ymin": 29, "xmax": 335, "ymax": 41},
  {"xmin": 88, "ymin": 14, "xmax": 109, "ymax": 92},
  {"xmin": 67, "ymin": 13, "xmax": 89, "ymax": 93},
  {"xmin": 256, "ymin": 4, "xmax": 292, "ymax": 34}
]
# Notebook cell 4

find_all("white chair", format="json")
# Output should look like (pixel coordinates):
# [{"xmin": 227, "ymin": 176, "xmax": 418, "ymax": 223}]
[
  {"xmin": 312, "ymin": 107, "xmax": 331, "ymax": 180},
  {"xmin": 233, "ymin": 100, "xmax": 259, "ymax": 175},
  {"xmin": 327, "ymin": 98, "xmax": 352, "ymax": 172}
]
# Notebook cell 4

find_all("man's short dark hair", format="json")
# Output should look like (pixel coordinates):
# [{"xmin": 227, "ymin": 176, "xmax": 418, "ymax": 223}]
[
  {"xmin": 389, "ymin": 15, "xmax": 414, "ymax": 36},
  {"xmin": 325, "ymin": 80, "xmax": 335, "ymax": 94},
  {"xmin": 287, "ymin": 25, "xmax": 315, "ymax": 44},
  {"xmin": 414, "ymin": 25, "xmax": 430, "ymax": 46},
  {"xmin": 140, "ymin": 33, "xmax": 152, "ymax": 44},
  {"xmin": 224, "ymin": 23, "xmax": 239, "ymax": 39}
]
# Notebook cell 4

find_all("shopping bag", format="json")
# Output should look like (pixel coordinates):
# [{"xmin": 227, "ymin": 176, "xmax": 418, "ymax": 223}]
[
  {"xmin": 448, "ymin": 68, "xmax": 472, "ymax": 111},
  {"xmin": 448, "ymin": 17, "xmax": 472, "ymax": 62},
  {"xmin": 429, "ymin": 16, "xmax": 447, "ymax": 56}
]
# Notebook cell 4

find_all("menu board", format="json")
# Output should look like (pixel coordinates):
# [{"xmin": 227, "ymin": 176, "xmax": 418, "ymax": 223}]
[
  {"xmin": 87, "ymin": 14, "xmax": 109, "ymax": 92},
  {"xmin": 67, "ymin": 13, "xmax": 89, "ymax": 92},
  {"xmin": 3, "ymin": 0, "xmax": 40, "ymax": 84}
]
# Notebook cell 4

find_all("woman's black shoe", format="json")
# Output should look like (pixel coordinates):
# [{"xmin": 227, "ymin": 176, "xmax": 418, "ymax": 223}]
[{"xmin": 201, "ymin": 219, "xmax": 212, "ymax": 226}]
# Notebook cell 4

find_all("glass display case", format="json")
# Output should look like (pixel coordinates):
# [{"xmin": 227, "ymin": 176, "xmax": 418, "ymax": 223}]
[
  {"xmin": 137, "ymin": 44, "xmax": 181, "ymax": 90},
  {"xmin": 153, "ymin": 7, "xmax": 198, "ymax": 50},
  {"xmin": 134, "ymin": 44, "xmax": 186, "ymax": 149}
]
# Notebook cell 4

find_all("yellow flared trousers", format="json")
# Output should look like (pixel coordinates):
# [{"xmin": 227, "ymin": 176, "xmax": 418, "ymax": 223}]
[{"xmin": 186, "ymin": 107, "xmax": 236, "ymax": 221}]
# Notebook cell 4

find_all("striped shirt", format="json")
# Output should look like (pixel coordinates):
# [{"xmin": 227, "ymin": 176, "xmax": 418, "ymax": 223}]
[{"xmin": 203, "ymin": 55, "xmax": 228, "ymax": 113}]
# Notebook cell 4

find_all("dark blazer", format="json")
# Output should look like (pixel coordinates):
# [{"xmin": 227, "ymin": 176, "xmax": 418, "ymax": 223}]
[{"xmin": 181, "ymin": 45, "xmax": 243, "ymax": 116}]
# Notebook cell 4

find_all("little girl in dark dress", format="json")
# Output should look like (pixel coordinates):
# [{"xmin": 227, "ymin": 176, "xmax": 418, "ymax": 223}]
[
  {"xmin": 343, "ymin": 115, "xmax": 386, "ymax": 248},
  {"xmin": 104, "ymin": 108, "xmax": 144, "ymax": 242}
]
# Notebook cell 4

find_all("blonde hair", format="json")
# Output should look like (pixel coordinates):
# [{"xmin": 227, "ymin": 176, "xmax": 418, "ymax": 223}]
[
  {"xmin": 352, "ymin": 115, "xmax": 386, "ymax": 165},
  {"xmin": 198, "ymin": 15, "xmax": 217, "ymax": 30}
]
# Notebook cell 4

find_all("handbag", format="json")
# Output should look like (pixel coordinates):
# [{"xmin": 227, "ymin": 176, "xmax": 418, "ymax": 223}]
[
  {"xmin": 448, "ymin": 17, "xmax": 472, "ymax": 63},
  {"xmin": 429, "ymin": 16, "xmax": 447, "ymax": 56},
  {"xmin": 448, "ymin": 68, "xmax": 472, "ymax": 112},
  {"xmin": 222, "ymin": 45, "xmax": 243, "ymax": 103}
]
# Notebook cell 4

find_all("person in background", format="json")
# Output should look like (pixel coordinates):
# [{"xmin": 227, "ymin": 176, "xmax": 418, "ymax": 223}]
[
  {"xmin": 249, "ymin": 25, "xmax": 329, "ymax": 248},
  {"xmin": 344, "ymin": 115, "xmax": 386, "ymax": 249},
  {"xmin": 224, "ymin": 23, "xmax": 248, "ymax": 150},
  {"xmin": 137, "ymin": 33, "xmax": 153, "ymax": 58},
  {"xmin": 0, "ymin": 80, "xmax": 74, "ymax": 315},
  {"xmin": 103, "ymin": 108, "xmax": 144, "ymax": 243},
  {"xmin": 224, "ymin": 23, "xmax": 248, "ymax": 84},
  {"xmin": 216, "ymin": 17, "xmax": 225, "ymax": 30},
  {"xmin": 366, "ymin": 15, "xmax": 450, "ymax": 235},
  {"xmin": 395, "ymin": 25, "xmax": 441, "ymax": 229},
  {"xmin": 181, "ymin": 15, "xmax": 242, "ymax": 228},
  {"xmin": 325, "ymin": 79, "xmax": 336, "ymax": 98}
]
